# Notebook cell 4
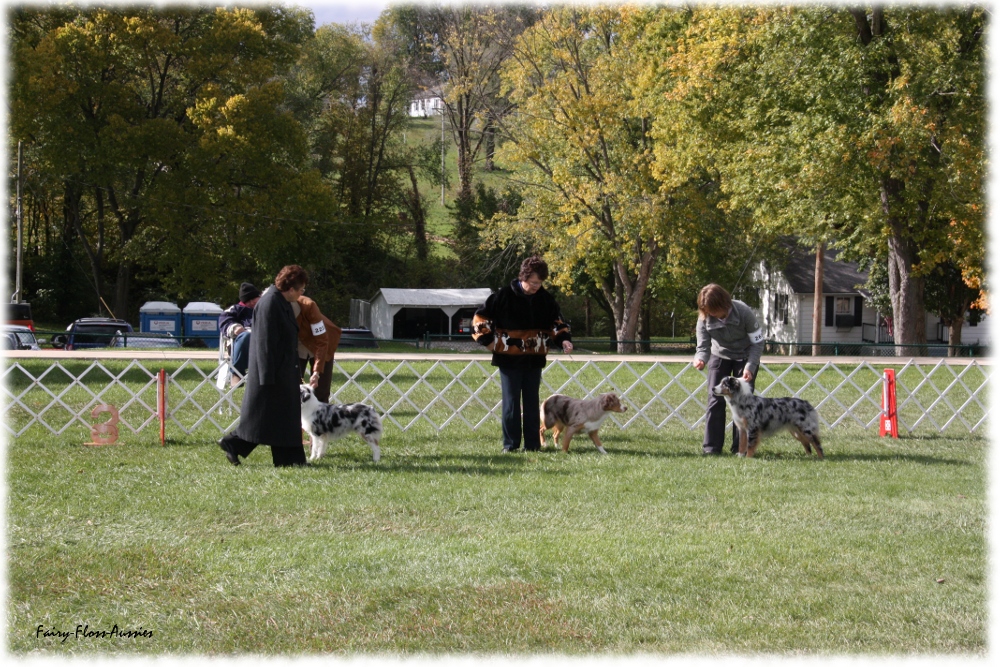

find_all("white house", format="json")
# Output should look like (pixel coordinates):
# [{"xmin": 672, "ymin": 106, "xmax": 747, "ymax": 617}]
[
  {"xmin": 356, "ymin": 288, "xmax": 493, "ymax": 340},
  {"xmin": 409, "ymin": 91, "xmax": 444, "ymax": 117},
  {"xmin": 751, "ymin": 241, "xmax": 990, "ymax": 352}
]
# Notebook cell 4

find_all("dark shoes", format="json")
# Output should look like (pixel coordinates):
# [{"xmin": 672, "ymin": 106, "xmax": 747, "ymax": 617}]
[
  {"xmin": 217, "ymin": 437, "xmax": 240, "ymax": 466},
  {"xmin": 702, "ymin": 448, "xmax": 722, "ymax": 456}
]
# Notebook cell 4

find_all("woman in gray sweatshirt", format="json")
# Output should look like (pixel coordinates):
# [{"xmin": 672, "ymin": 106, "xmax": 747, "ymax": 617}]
[{"xmin": 693, "ymin": 284, "xmax": 765, "ymax": 455}]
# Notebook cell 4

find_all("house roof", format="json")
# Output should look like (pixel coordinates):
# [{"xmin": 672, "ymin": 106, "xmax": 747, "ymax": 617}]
[
  {"xmin": 779, "ymin": 241, "xmax": 869, "ymax": 295},
  {"xmin": 375, "ymin": 288, "xmax": 492, "ymax": 307}
]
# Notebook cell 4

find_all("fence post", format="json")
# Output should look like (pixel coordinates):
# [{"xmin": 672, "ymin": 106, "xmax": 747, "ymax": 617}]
[
  {"xmin": 158, "ymin": 368, "xmax": 167, "ymax": 446},
  {"xmin": 880, "ymin": 368, "xmax": 899, "ymax": 438}
]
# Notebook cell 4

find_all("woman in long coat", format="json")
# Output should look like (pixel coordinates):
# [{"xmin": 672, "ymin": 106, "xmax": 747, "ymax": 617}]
[{"xmin": 218, "ymin": 265, "xmax": 309, "ymax": 467}]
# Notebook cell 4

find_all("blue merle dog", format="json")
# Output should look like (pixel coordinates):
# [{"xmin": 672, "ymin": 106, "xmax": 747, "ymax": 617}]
[
  {"xmin": 712, "ymin": 376, "xmax": 823, "ymax": 458},
  {"xmin": 299, "ymin": 385, "xmax": 382, "ymax": 463}
]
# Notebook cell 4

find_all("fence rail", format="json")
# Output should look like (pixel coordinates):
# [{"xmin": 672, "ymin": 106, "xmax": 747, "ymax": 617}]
[{"xmin": 3, "ymin": 356, "xmax": 989, "ymax": 440}]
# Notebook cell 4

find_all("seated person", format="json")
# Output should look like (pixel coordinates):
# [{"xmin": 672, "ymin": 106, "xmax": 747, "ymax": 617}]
[{"xmin": 218, "ymin": 282, "xmax": 260, "ymax": 382}]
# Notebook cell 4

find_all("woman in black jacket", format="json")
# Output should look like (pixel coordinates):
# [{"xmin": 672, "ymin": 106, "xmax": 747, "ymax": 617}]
[
  {"xmin": 218, "ymin": 265, "xmax": 309, "ymax": 467},
  {"xmin": 472, "ymin": 256, "xmax": 573, "ymax": 452}
]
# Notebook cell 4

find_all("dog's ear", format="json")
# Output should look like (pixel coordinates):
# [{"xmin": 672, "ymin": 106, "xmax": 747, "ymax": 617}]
[{"xmin": 600, "ymin": 393, "xmax": 617, "ymax": 409}]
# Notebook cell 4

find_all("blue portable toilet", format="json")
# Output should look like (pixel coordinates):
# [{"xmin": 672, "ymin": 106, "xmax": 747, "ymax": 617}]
[
  {"xmin": 139, "ymin": 301, "xmax": 182, "ymax": 336},
  {"xmin": 182, "ymin": 301, "xmax": 224, "ymax": 348}
]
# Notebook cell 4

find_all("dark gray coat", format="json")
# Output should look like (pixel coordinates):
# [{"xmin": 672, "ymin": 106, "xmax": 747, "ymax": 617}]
[
  {"xmin": 695, "ymin": 299, "xmax": 765, "ymax": 375},
  {"xmin": 233, "ymin": 286, "xmax": 302, "ymax": 447}
]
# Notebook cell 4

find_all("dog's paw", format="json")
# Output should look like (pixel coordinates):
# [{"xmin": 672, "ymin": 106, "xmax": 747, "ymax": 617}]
[{"xmin": 596, "ymin": 446, "xmax": 607, "ymax": 455}]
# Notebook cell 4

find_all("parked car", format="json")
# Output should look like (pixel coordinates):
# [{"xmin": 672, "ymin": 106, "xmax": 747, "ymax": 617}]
[
  {"xmin": 6, "ymin": 302, "xmax": 34, "ymax": 330},
  {"xmin": 50, "ymin": 318, "xmax": 134, "ymax": 350},
  {"xmin": 109, "ymin": 332, "xmax": 182, "ymax": 349},
  {"xmin": 1, "ymin": 324, "xmax": 41, "ymax": 351}
]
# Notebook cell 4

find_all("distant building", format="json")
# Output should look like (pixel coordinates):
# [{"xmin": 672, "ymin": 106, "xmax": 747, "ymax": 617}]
[
  {"xmin": 353, "ymin": 288, "xmax": 492, "ymax": 340},
  {"xmin": 752, "ymin": 240, "xmax": 990, "ymax": 350},
  {"xmin": 409, "ymin": 90, "xmax": 445, "ymax": 117}
]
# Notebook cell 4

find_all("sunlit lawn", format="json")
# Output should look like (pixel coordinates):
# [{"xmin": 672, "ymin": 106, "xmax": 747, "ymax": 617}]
[{"xmin": 6, "ymin": 414, "xmax": 986, "ymax": 655}]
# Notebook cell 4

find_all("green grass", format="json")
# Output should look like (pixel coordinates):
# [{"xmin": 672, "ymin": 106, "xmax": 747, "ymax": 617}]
[{"xmin": 6, "ymin": 417, "xmax": 986, "ymax": 655}]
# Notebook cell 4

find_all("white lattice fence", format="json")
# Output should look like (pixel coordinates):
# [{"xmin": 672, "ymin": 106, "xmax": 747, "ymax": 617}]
[{"xmin": 2, "ymin": 358, "xmax": 990, "ymax": 439}]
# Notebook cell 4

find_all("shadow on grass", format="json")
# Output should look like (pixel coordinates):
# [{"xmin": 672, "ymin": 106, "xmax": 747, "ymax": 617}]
[
  {"xmin": 602, "ymin": 445, "xmax": 972, "ymax": 467},
  {"xmin": 818, "ymin": 452, "xmax": 973, "ymax": 466},
  {"xmin": 304, "ymin": 451, "xmax": 574, "ymax": 476}
]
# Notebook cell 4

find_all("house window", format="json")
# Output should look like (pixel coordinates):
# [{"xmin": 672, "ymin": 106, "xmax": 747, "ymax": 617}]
[
  {"xmin": 774, "ymin": 294, "xmax": 788, "ymax": 324},
  {"xmin": 835, "ymin": 297, "xmax": 852, "ymax": 315},
  {"xmin": 739, "ymin": 287, "xmax": 760, "ymax": 309}
]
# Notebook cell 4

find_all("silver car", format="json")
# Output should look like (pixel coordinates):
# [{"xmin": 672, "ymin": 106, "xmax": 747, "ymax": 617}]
[{"xmin": 1, "ymin": 324, "xmax": 41, "ymax": 351}]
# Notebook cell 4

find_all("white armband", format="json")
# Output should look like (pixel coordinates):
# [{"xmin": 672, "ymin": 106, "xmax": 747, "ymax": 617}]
[
  {"xmin": 749, "ymin": 328, "xmax": 764, "ymax": 344},
  {"xmin": 310, "ymin": 321, "xmax": 326, "ymax": 336}
]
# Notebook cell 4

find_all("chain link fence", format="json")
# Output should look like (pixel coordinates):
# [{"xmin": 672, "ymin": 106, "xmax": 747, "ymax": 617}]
[{"xmin": 3, "ymin": 356, "xmax": 989, "ymax": 440}]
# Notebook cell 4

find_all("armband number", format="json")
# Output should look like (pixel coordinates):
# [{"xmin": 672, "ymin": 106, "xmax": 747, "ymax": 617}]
[
  {"xmin": 311, "ymin": 321, "xmax": 326, "ymax": 336},
  {"xmin": 749, "ymin": 328, "xmax": 764, "ymax": 344}
]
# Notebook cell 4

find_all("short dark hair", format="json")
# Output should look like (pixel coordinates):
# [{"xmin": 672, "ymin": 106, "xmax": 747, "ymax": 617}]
[
  {"xmin": 698, "ymin": 283, "xmax": 732, "ymax": 316},
  {"xmin": 518, "ymin": 256, "xmax": 549, "ymax": 282},
  {"xmin": 275, "ymin": 265, "xmax": 309, "ymax": 292}
]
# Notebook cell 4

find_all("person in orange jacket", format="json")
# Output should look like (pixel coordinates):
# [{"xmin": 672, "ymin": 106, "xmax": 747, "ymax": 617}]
[{"xmin": 291, "ymin": 295, "xmax": 342, "ymax": 403}]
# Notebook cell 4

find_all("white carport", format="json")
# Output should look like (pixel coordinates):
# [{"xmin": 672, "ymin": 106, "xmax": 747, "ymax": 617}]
[{"xmin": 367, "ymin": 288, "xmax": 493, "ymax": 340}]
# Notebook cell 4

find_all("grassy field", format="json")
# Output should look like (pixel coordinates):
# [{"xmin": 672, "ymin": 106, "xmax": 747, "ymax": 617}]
[{"xmin": 6, "ymin": 413, "xmax": 987, "ymax": 655}]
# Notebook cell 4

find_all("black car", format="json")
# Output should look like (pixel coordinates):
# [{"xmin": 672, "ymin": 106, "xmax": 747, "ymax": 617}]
[{"xmin": 51, "ymin": 318, "xmax": 134, "ymax": 350}]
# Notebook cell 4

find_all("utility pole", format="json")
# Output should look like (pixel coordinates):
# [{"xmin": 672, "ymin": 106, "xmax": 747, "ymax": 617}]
[{"xmin": 13, "ymin": 141, "xmax": 24, "ymax": 304}]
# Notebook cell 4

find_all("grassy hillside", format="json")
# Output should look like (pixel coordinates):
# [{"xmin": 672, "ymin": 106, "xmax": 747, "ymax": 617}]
[{"xmin": 403, "ymin": 116, "xmax": 515, "ymax": 262}]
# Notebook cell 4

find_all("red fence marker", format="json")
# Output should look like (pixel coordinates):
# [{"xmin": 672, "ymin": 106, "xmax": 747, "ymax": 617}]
[{"xmin": 880, "ymin": 368, "xmax": 899, "ymax": 438}]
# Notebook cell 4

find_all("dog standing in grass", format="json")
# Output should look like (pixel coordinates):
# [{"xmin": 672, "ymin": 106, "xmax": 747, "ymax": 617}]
[
  {"xmin": 299, "ymin": 385, "xmax": 382, "ymax": 462},
  {"xmin": 712, "ymin": 376, "xmax": 823, "ymax": 458},
  {"xmin": 539, "ymin": 392, "xmax": 627, "ymax": 454}
]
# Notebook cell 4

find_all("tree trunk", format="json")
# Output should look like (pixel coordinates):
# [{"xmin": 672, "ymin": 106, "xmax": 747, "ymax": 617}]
[
  {"xmin": 484, "ymin": 120, "xmax": 495, "ymax": 172},
  {"xmin": 948, "ymin": 319, "xmax": 964, "ymax": 357},
  {"xmin": 114, "ymin": 260, "xmax": 132, "ymax": 321},
  {"xmin": 407, "ymin": 165, "xmax": 428, "ymax": 261},
  {"xmin": 607, "ymin": 241, "xmax": 659, "ymax": 354},
  {"xmin": 881, "ymin": 172, "xmax": 927, "ymax": 356},
  {"xmin": 457, "ymin": 125, "xmax": 473, "ymax": 201},
  {"xmin": 886, "ymin": 226, "xmax": 927, "ymax": 356},
  {"xmin": 66, "ymin": 180, "xmax": 105, "ymax": 314},
  {"xmin": 812, "ymin": 241, "xmax": 824, "ymax": 356}
]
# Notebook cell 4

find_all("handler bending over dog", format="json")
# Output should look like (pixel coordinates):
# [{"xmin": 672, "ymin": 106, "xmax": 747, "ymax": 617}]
[{"xmin": 693, "ymin": 283, "xmax": 765, "ymax": 456}]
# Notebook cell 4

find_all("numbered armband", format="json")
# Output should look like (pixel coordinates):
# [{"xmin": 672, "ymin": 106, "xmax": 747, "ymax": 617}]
[
  {"xmin": 310, "ymin": 320, "xmax": 326, "ymax": 336},
  {"xmin": 748, "ymin": 328, "xmax": 765, "ymax": 344}
]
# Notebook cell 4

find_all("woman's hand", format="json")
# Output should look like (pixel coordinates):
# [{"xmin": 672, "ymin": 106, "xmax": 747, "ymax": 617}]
[
  {"xmin": 693, "ymin": 359, "xmax": 705, "ymax": 371},
  {"xmin": 562, "ymin": 341, "xmax": 573, "ymax": 353}
]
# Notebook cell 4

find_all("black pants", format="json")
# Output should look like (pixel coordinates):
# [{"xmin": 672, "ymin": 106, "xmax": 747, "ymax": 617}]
[
  {"xmin": 703, "ymin": 356, "xmax": 756, "ymax": 454},
  {"xmin": 299, "ymin": 357, "xmax": 333, "ymax": 403},
  {"xmin": 220, "ymin": 432, "xmax": 307, "ymax": 467},
  {"xmin": 499, "ymin": 366, "xmax": 543, "ymax": 451}
]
